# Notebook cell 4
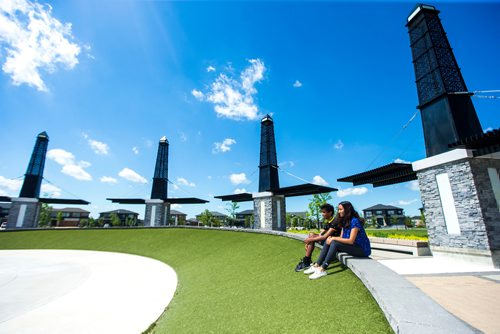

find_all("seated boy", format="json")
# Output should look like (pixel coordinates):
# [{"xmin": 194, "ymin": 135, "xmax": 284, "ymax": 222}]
[{"xmin": 294, "ymin": 203, "xmax": 341, "ymax": 272}]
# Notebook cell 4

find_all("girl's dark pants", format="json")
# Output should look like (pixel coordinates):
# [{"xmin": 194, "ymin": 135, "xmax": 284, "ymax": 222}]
[{"xmin": 316, "ymin": 241, "xmax": 366, "ymax": 269}]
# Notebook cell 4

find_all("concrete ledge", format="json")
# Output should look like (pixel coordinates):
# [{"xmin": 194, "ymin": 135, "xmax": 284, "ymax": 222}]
[{"xmin": 369, "ymin": 237, "xmax": 431, "ymax": 256}]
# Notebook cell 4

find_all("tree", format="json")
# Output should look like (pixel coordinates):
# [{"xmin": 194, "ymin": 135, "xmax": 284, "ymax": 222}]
[
  {"xmin": 307, "ymin": 193, "xmax": 333, "ymax": 230},
  {"xmin": 225, "ymin": 202, "xmax": 240, "ymax": 226},
  {"xmin": 370, "ymin": 216, "xmax": 377, "ymax": 228},
  {"xmin": 419, "ymin": 211, "xmax": 426, "ymax": 228},
  {"xmin": 198, "ymin": 210, "xmax": 214, "ymax": 227},
  {"xmin": 38, "ymin": 203, "xmax": 52, "ymax": 228},
  {"xmin": 244, "ymin": 215, "xmax": 254, "ymax": 229},
  {"xmin": 88, "ymin": 217, "xmax": 96, "ymax": 228},
  {"xmin": 404, "ymin": 216, "xmax": 414, "ymax": 229},
  {"xmin": 56, "ymin": 211, "xmax": 63, "ymax": 227},
  {"xmin": 79, "ymin": 218, "xmax": 89, "ymax": 228},
  {"xmin": 390, "ymin": 215, "xmax": 398, "ymax": 227},
  {"xmin": 110, "ymin": 213, "xmax": 121, "ymax": 227}
]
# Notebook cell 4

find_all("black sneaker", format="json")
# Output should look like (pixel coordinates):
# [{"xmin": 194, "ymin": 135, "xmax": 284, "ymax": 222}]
[{"xmin": 295, "ymin": 258, "xmax": 311, "ymax": 272}]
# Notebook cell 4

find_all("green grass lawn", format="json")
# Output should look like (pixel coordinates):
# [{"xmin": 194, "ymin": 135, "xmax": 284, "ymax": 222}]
[{"xmin": 0, "ymin": 229, "xmax": 392, "ymax": 333}]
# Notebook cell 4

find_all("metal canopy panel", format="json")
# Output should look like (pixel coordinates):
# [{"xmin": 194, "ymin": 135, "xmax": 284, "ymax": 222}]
[
  {"xmin": 449, "ymin": 128, "xmax": 500, "ymax": 157},
  {"xmin": 166, "ymin": 197, "xmax": 208, "ymax": 204},
  {"xmin": 107, "ymin": 198, "xmax": 146, "ymax": 204},
  {"xmin": 0, "ymin": 196, "xmax": 12, "ymax": 202},
  {"xmin": 337, "ymin": 163, "xmax": 417, "ymax": 187},
  {"xmin": 107, "ymin": 197, "xmax": 208, "ymax": 204},
  {"xmin": 39, "ymin": 198, "xmax": 90, "ymax": 205},
  {"xmin": 214, "ymin": 193, "xmax": 253, "ymax": 202},
  {"xmin": 271, "ymin": 184, "xmax": 337, "ymax": 197}
]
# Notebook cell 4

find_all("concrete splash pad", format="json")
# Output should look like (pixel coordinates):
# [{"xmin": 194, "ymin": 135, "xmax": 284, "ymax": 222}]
[{"xmin": 0, "ymin": 250, "xmax": 177, "ymax": 334}]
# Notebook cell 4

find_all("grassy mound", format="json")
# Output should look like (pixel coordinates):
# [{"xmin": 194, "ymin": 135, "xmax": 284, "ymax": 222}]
[{"xmin": 0, "ymin": 229, "xmax": 392, "ymax": 333}]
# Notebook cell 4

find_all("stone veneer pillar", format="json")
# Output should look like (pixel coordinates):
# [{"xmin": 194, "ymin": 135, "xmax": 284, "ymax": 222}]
[
  {"xmin": 413, "ymin": 149, "xmax": 500, "ymax": 268},
  {"xmin": 6, "ymin": 198, "xmax": 40, "ymax": 229},
  {"xmin": 253, "ymin": 192, "xmax": 286, "ymax": 231},
  {"xmin": 144, "ymin": 200, "xmax": 170, "ymax": 227}
]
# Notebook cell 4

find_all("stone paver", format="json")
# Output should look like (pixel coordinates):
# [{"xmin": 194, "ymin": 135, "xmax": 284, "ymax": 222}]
[{"xmin": 407, "ymin": 275, "xmax": 500, "ymax": 334}]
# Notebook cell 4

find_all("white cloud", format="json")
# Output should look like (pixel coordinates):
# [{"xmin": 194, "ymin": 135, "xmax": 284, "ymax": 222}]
[
  {"xmin": 61, "ymin": 164, "xmax": 92, "ymax": 181},
  {"xmin": 334, "ymin": 140, "xmax": 344, "ymax": 150},
  {"xmin": 40, "ymin": 183, "xmax": 61, "ymax": 197},
  {"xmin": 229, "ymin": 173, "xmax": 250, "ymax": 185},
  {"xmin": 0, "ymin": 0, "xmax": 82, "ymax": 91},
  {"xmin": 206, "ymin": 66, "xmax": 216, "ymax": 72},
  {"xmin": 279, "ymin": 161, "xmax": 295, "ymax": 169},
  {"xmin": 0, "ymin": 175, "xmax": 22, "ymax": 195},
  {"xmin": 234, "ymin": 188, "xmax": 247, "ymax": 194},
  {"xmin": 397, "ymin": 199, "xmax": 419, "ymax": 206},
  {"xmin": 194, "ymin": 59, "xmax": 266, "ymax": 121},
  {"xmin": 312, "ymin": 175, "xmax": 329, "ymax": 186},
  {"xmin": 394, "ymin": 158, "xmax": 410, "ymax": 164},
  {"xmin": 484, "ymin": 127, "xmax": 493, "ymax": 133},
  {"xmin": 172, "ymin": 184, "xmax": 179, "ymax": 190},
  {"xmin": 191, "ymin": 89, "xmax": 204, "ymax": 100},
  {"xmin": 293, "ymin": 80, "xmax": 302, "ymax": 88},
  {"xmin": 47, "ymin": 148, "xmax": 92, "ymax": 181},
  {"xmin": 100, "ymin": 176, "xmax": 117, "ymax": 184},
  {"xmin": 88, "ymin": 139, "xmax": 109, "ymax": 155},
  {"xmin": 177, "ymin": 177, "xmax": 195, "ymax": 187},
  {"xmin": 407, "ymin": 180, "xmax": 420, "ymax": 191},
  {"xmin": 171, "ymin": 204, "xmax": 182, "ymax": 209},
  {"xmin": 337, "ymin": 187, "xmax": 368, "ymax": 198},
  {"xmin": 118, "ymin": 168, "xmax": 147, "ymax": 184},
  {"xmin": 132, "ymin": 146, "xmax": 139, "ymax": 155},
  {"xmin": 213, "ymin": 138, "xmax": 236, "ymax": 153}
]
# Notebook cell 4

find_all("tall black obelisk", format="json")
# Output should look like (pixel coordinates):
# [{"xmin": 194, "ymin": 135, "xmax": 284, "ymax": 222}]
[
  {"xmin": 254, "ymin": 115, "xmax": 285, "ymax": 231},
  {"xmin": 258, "ymin": 115, "xmax": 280, "ymax": 192},
  {"xmin": 407, "ymin": 4, "xmax": 482, "ymax": 157},
  {"xmin": 145, "ymin": 136, "xmax": 171, "ymax": 226},
  {"xmin": 7, "ymin": 132, "xmax": 49, "ymax": 228}
]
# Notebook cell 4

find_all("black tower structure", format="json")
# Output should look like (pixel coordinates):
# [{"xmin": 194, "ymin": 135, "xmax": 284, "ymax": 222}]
[
  {"xmin": 3, "ymin": 132, "xmax": 89, "ymax": 229},
  {"xmin": 216, "ymin": 115, "xmax": 336, "ymax": 231},
  {"xmin": 407, "ymin": 4, "xmax": 482, "ymax": 157},
  {"xmin": 259, "ymin": 115, "xmax": 280, "ymax": 192},
  {"xmin": 19, "ymin": 131, "xmax": 49, "ymax": 198},
  {"xmin": 108, "ymin": 136, "xmax": 208, "ymax": 227},
  {"xmin": 150, "ymin": 136, "xmax": 169, "ymax": 200}
]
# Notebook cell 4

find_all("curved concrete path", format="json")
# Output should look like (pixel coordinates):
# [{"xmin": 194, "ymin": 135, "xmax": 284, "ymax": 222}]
[{"xmin": 0, "ymin": 250, "xmax": 177, "ymax": 334}]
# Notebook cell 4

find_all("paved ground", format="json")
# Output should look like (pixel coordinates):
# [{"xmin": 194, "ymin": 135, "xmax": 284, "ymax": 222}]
[
  {"xmin": 0, "ymin": 250, "xmax": 177, "ymax": 334},
  {"xmin": 372, "ymin": 249, "xmax": 500, "ymax": 334}
]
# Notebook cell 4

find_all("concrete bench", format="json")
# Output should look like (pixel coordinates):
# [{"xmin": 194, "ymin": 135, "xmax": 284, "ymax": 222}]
[{"xmin": 369, "ymin": 237, "xmax": 431, "ymax": 256}]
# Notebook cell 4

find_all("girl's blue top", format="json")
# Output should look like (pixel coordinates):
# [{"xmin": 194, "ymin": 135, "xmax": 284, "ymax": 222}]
[{"xmin": 341, "ymin": 217, "xmax": 371, "ymax": 257}]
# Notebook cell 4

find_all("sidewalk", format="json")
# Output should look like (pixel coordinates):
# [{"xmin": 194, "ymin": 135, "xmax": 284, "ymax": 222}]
[
  {"xmin": 371, "ymin": 249, "xmax": 500, "ymax": 334},
  {"xmin": 0, "ymin": 250, "xmax": 177, "ymax": 334}
]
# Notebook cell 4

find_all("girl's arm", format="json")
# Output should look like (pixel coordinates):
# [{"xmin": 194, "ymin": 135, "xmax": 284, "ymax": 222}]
[{"xmin": 330, "ymin": 227, "xmax": 359, "ymax": 245}]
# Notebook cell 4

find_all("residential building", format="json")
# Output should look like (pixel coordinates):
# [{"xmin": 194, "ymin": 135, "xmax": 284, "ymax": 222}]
[
  {"xmin": 195, "ymin": 211, "xmax": 229, "ymax": 225},
  {"xmin": 50, "ymin": 207, "xmax": 90, "ymax": 227},
  {"xmin": 98, "ymin": 209, "xmax": 139, "ymax": 226},
  {"xmin": 0, "ymin": 203, "xmax": 11, "ymax": 223},
  {"xmin": 362, "ymin": 204, "xmax": 405, "ymax": 226},
  {"xmin": 170, "ymin": 210, "xmax": 187, "ymax": 225}
]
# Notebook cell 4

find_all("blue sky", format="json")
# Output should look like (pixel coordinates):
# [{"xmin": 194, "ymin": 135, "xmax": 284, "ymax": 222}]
[{"xmin": 1, "ymin": 0, "xmax": 499, "ymax": 220}]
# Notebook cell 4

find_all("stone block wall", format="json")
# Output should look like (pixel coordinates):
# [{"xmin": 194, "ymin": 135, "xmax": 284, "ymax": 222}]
[
  {"xmin": 144, "ymin": 201, "xmax": 170, "ymax": 227},
  {"xmin": 6, "ymin": 199, "xmax": 40, "ymax": 229},
  {"xmin": 417, "ymin": 157, "xmax": 500, "ymax": 255},
  {"xmin": 253, "ymin": 195, "xmax": 286, "ymax": 231}
]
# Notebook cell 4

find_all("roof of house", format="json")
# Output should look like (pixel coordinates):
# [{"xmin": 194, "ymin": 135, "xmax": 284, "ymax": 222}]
[
  {"xmin": 363, "ymin": 204, "xmax": 403, "ymax": 211},
  {"xmin": 99, "ymin": 209, "xmax": 139, "ymax": 215},
  {"xmin": 51, "ymin": 207, "xmax": 90, "ymax": 213},
  {"xmin": 170, "ymin": 210, "xmax": 186, "ymax": 215},
  {"xmin": 237, "ymin": 209, "xmax": 254, "ymax": 215},
  {"xmin": 288, "ymin": 211, "xmax": 307, "ymax": 218},
  {"xmin": 196, "ymin": 211, "xmax": 228, "ymax": 217}
]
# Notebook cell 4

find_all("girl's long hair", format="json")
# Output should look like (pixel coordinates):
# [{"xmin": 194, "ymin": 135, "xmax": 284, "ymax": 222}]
[{"xmin": 337, "ymin": 201, "xmax": 364, "ymax": 228}]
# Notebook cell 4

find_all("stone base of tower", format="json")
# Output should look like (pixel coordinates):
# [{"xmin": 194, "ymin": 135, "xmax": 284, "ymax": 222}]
[
  {"xmin": 253, "ymin": 192, "xmax": 286, "ymax": 231},
  {"xmin": 6, "ymin": 198, "xmax": 40, "ymax": 229},
  {"xmin": 413, "ymin": 149, "xmax": 500, "ymax": 269},
  {"xmin": 144, "ymin": 200, "xmax": 170, "ymax": 227}
]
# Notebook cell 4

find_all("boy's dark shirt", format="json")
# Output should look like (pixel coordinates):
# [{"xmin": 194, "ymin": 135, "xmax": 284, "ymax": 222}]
[{"xmin": 321, "ymin": 220, "xmax": 341, "ymax": 237}]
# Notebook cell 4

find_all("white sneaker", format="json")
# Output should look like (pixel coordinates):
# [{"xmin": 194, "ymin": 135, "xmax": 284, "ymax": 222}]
[
  {"xmin": 303, "ymin": 266, "xmax": 318, "ymax": 275},
  {"xmin": 309, "ymin": 270, "xmax": 327, "ymax": 280}
]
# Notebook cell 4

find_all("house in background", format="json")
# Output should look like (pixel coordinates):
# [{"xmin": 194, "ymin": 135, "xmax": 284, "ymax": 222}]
[
  {"xmin": 195, "ymin": 211, "xmax": 229, "ymax": 225},
  {"xmin": 170, "ymin": 210, "xmax": 187, "ymax": 225},
  {"xmin": 0, "ymin": 203, "xmax": 11, "ymax": 223},
  {"xmin": 362, "ymin": 204, "xmax": 405, "ymax": 226},
  {"xmin": 235, "ymin": 209, "xmax": 254, "ymax": 226},
  {"xmin": 98, "ymin": 209, "xmax": 139, "ymax": 226},
  {"xmin": 50, "ymin": 207, "xmax": 90, "ymax": 227}
]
